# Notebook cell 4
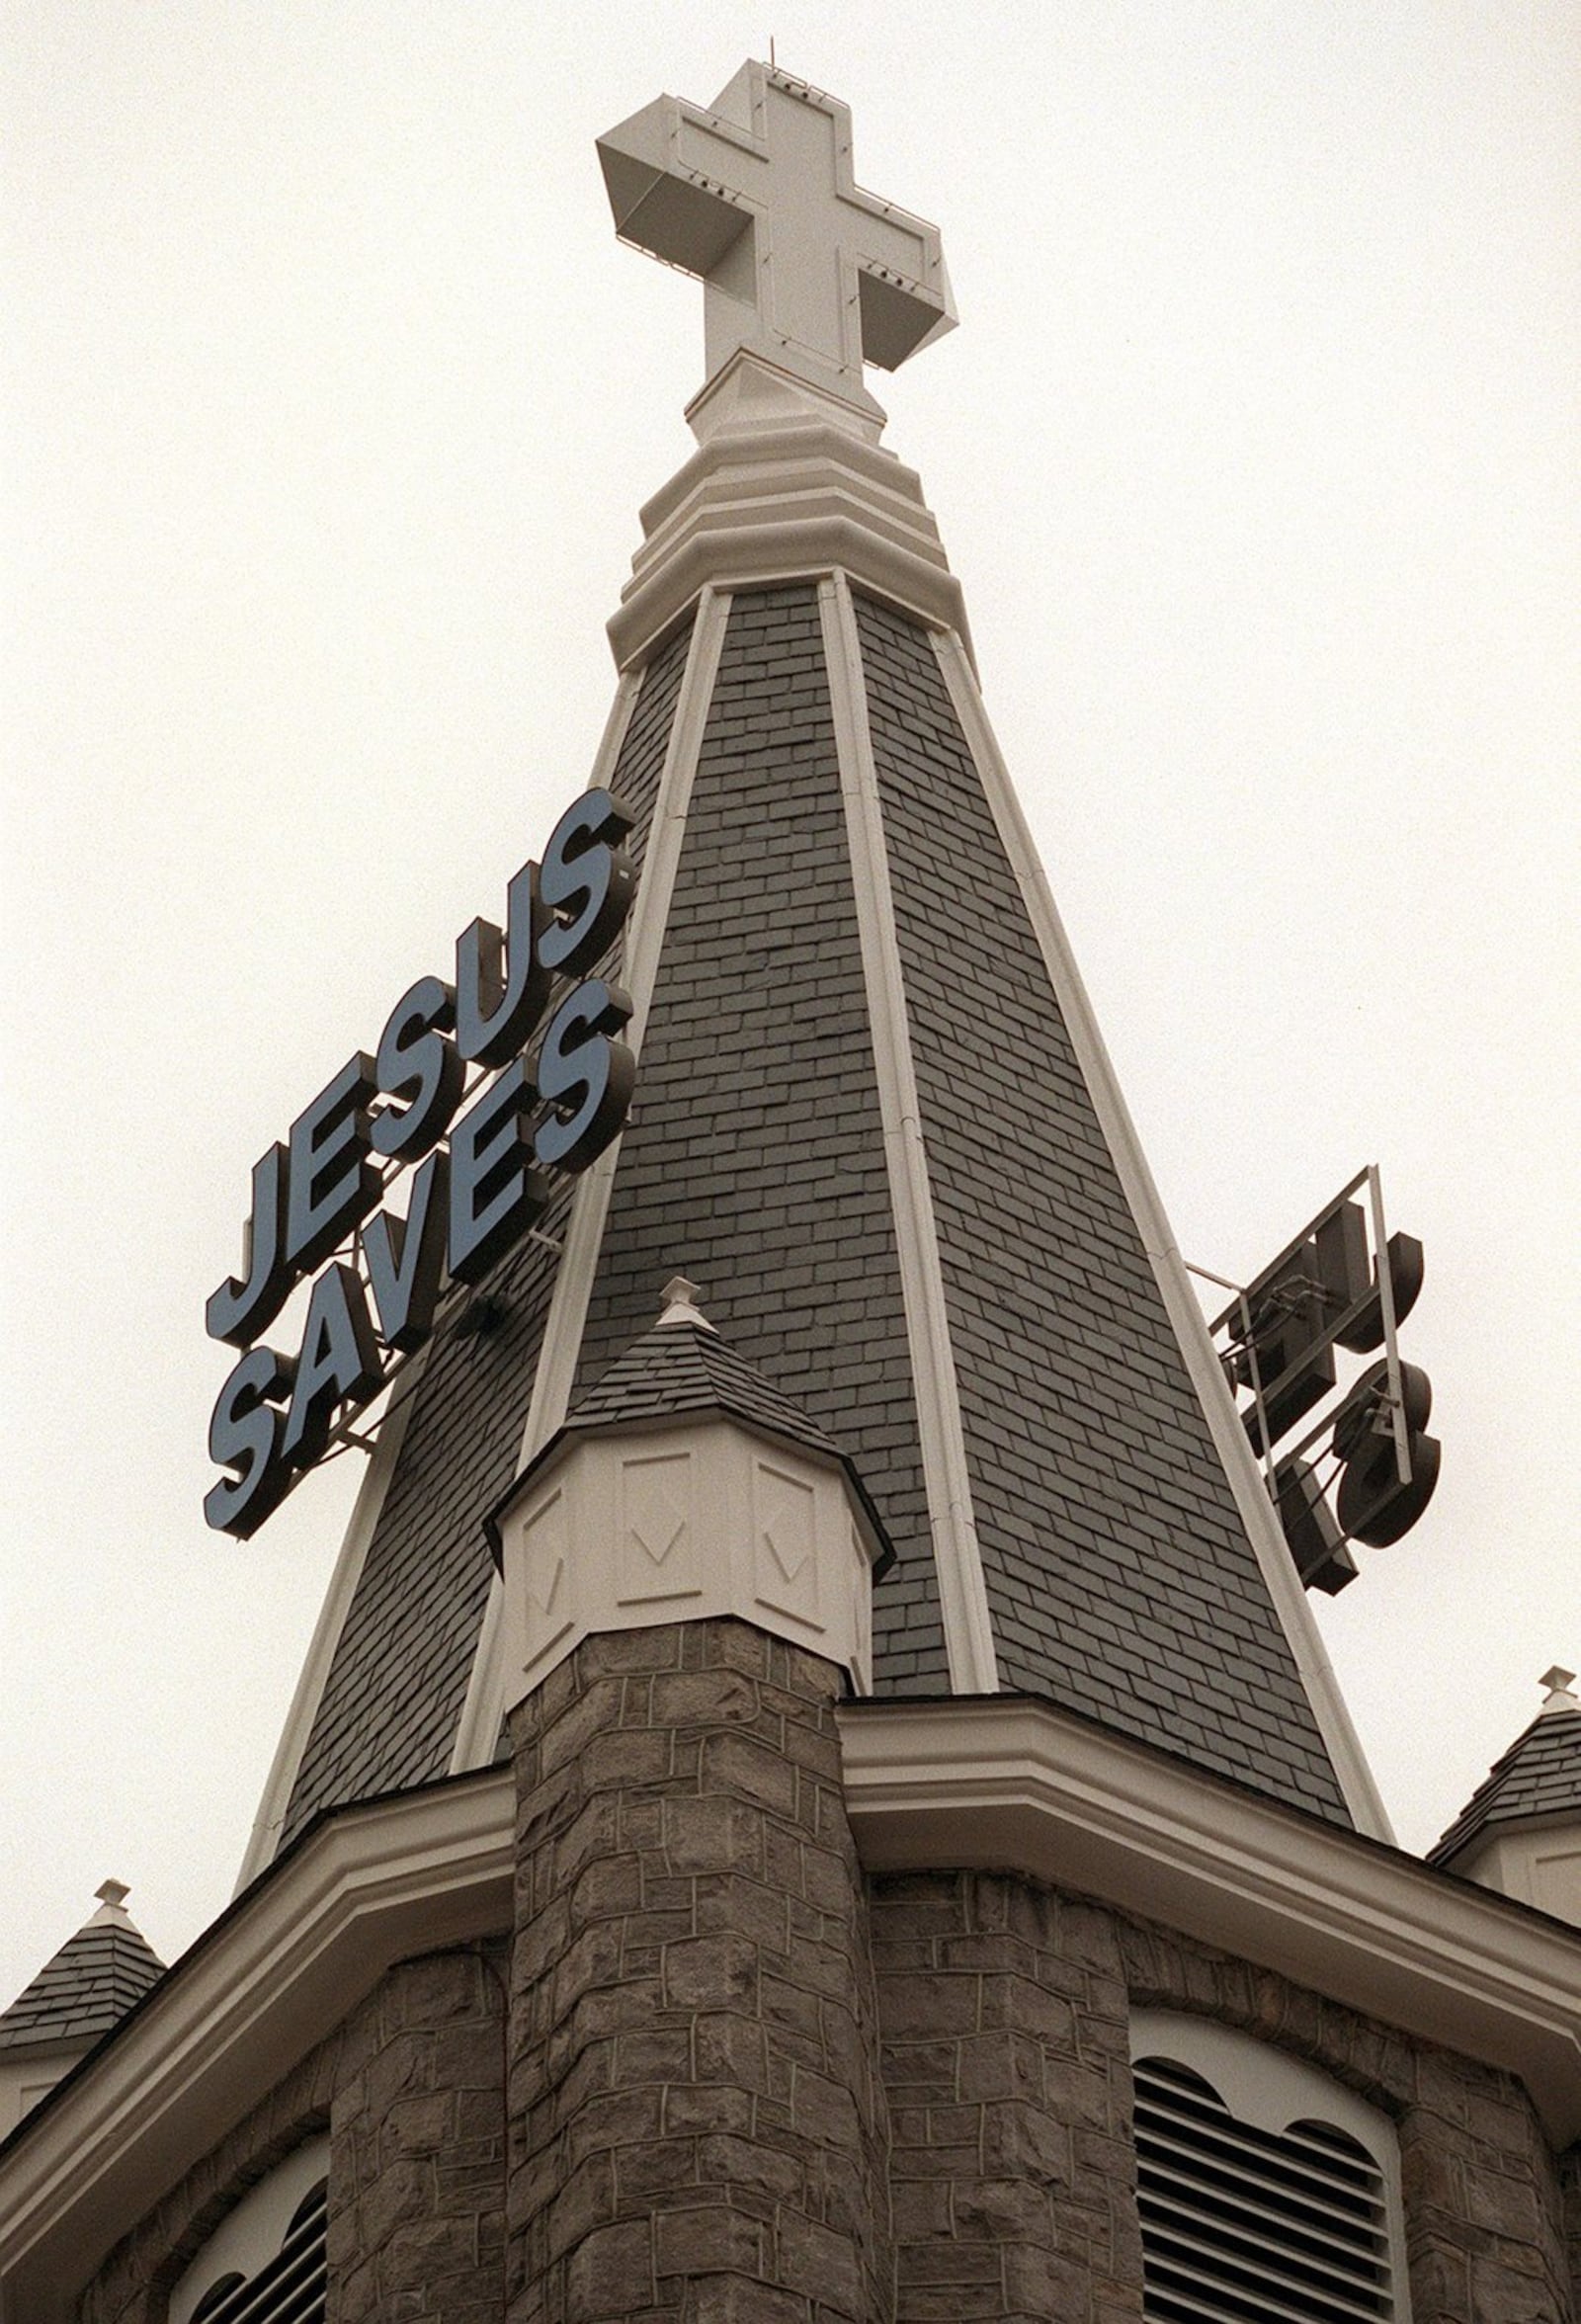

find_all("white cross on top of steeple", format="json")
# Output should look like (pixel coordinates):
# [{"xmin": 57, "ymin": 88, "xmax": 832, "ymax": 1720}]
[{"xmin": 598, "ymin": 61, "xmax": 956, "ymax": 413}]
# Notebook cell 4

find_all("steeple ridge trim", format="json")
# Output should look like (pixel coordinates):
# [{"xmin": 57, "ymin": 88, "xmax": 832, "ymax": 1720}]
[
  {"xmin": 819, "ymin": 572, "xmax": 998, "ymax": 1693},
  {"xmin": 447, "ymin": 592, "xmax": 735, "ymax": 1778},
  {"xmin": 253, "ymin": 612, "xmax": 706, "ymax": 1858},
  {"xmin": 925, "ymin": 631, "xmax": 1394, "ymax": 1831},
  {"xmin": 233, "ymin": 657, "xmax": 658, "ymax": 1887},
  {"xmin": 506, "ymin": 598, "xmax": 732, "ymax": 1481},
  {"xmin": 927, "ymin": 627, "xmax": 1393, "ymax": 1841}
]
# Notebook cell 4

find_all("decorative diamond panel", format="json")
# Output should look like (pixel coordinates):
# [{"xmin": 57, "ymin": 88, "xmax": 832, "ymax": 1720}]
[
  {"xmin": 618, "ymin": 1452, "xmax": 700, "ymax": 1605},
  {"xmin": 754, "ymin": 1460, "xmax": 820, "ymax": 1626},
  {"xmin": 518, "ymin": 1487, "xmax": 571, "ymax": 1666}
]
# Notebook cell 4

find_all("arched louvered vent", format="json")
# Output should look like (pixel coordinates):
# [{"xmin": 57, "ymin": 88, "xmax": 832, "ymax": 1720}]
[
  {"xmin": 186, "ymin": 2178, "xmax": 327, "ymax": 2324},
  {"xmin": 1134, "ymin": 2055, "xmax": 1396, "ymax": 2323}
]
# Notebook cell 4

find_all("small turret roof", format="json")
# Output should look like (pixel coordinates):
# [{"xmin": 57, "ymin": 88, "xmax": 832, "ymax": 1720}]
[
  {"xmin": 0, "ymin": 1883, "xmax": 165, "ymax": 2053},
  {"xmin": 488, "ymin": 1283, "xmax": 895, "ymax": 1575},
  {"xmin": 565, "ymin": 1283, "xmax": 845, "ymax": 1461},
  {"xmin": 1430, "ymin": 1669, "xmax": 1581, "ymax": 1868}
]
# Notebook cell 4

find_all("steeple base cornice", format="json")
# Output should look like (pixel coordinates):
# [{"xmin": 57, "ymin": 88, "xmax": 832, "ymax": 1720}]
[{"xmin": 607, "ymin": 351, "xmax": 971, "ymax": 671}]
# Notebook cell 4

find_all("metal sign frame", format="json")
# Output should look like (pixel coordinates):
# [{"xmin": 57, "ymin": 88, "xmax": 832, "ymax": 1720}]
[{"xmin": 1193, "ymin": 1165, "xmax": 1421, "ymax": 1569}]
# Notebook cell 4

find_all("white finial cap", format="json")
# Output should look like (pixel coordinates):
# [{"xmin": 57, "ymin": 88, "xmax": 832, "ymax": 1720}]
[
  {"xmin": 657, "ymin": 1276, "xmax": 715, "ymax": 1331},
  {"xmin": 1539, "ymin": 1666, "xmax": 1579, "ymax": 1715},
  {"xmin": 89, "ymin": 1879, "xmax": 134, "ymax": 1928}
]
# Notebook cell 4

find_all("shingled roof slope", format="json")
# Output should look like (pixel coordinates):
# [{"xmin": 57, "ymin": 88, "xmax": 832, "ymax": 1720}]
[
  {"xmin": 0, "ymin": 1907, "xmax": 165, "ymax": 2053},
  {"xmin": 564, "ymin": 1312, "xmax": 845, "ymax": 1460},
  {"xmin": 1431, "ymin": 1690, "xmax": 1581, "ymax": 1868},
  {"xmin": 271, "ymin": 618, "xmax": 695, "ymax": 1852}
]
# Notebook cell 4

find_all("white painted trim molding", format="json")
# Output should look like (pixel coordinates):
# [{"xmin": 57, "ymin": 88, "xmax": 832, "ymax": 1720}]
[
  {"xmin": 232, "ymin": 1363, "xmax": 424, "ymax": 1894},
  {"xmin": 930, "ymin": 630, "xmax": 1391, "ymax": 1843},
  {"xmin": 613, "ymin": 520, "xmax": 968, "ymax": 677},
  {"xmin": 1130, "ymin": 2008, "xmax": 1398, "ymax": 2152},
  {"xmin": 838, "ymin": 1695, "xmax": 1581, "ymax": 2143},
  {"xmin": 515, "ymin": 588, "xmax": 733, "ymax": 1466},
  {"xmin": 449, "ymin": 590, "xmax": 734, "ymax": 1773},
  {"xmin": 0, "ymin": 1771, "xmax": 514, "ymax": 2324},
  {"xmin": 820, "ymin": 572, "xmax": 998, "ymax": 1695}
]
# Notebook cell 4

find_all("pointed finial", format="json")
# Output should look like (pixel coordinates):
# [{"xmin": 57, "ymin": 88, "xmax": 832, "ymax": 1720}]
[
  {"xmin": 89, "ymin": 1878, "xmax": 134, "ymax": 1928},
  {"xmin": 1539, "ymin": 1666, "xmax": 1579, "ymax": 1715},
  {"xmin": 658, "ymin": 1276, "xmax": 715, "ymax": 1331}
]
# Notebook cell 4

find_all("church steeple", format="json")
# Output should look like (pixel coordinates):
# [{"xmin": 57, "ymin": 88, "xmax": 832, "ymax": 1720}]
[{"xmin": 236, "ymin": 61, "xmax": 1385, "ymax": 1887}]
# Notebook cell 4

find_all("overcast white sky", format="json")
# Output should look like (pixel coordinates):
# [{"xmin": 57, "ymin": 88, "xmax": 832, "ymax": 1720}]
[{"xmin": 3, "ymin": 2, "xmax": 1576, "ymax": 2006}]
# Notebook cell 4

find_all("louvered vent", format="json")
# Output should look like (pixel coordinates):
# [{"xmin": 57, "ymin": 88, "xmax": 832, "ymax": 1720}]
[
  {"xmin": 1134, "ymin": 2055, "xmax": 1395, "ymax": 2323},
  {"xmin": 189, "ymin": 2180, "xmax": 327, "ymax": 2324}
]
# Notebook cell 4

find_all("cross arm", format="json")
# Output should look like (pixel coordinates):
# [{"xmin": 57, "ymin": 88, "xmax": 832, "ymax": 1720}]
[
  {"xmin": 848, "ymin": 200, "xmax": 956, "ymax": 369},
  {"xmin": 597, "ymin": 93, "xmax": 765, "ymax": 280}
]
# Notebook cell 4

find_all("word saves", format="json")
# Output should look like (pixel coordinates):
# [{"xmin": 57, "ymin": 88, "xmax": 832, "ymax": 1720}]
[{"xmin": 206, "ymin": 788, "xmax": 638, "ymax": 1539}]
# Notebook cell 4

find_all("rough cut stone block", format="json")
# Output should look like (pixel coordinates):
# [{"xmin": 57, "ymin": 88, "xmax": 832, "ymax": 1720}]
[{"xmin": 566, "ymin": 2216, "xmax": 655, "ymax": 2318}]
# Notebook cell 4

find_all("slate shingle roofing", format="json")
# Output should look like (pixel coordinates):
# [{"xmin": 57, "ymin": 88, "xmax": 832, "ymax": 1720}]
[
  {"xmin": 1431, "ymin": 1698, "xmax": 1581, "ymax": 1867},
  {"xmin": 0, "ymin": 1912, "xmax": 165, "ymax": 2052}
]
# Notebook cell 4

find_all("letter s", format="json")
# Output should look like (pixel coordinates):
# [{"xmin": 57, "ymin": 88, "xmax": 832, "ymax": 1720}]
[
  {"xmin": 532, "ymin": 980, "xmax": 634, "ymax": 1172},
  {"xmin": 205, "ymin": 1345, "xmax": 295, "ymax": 1539},
  {"xmin": 537, "ymin": 789, "xmax": 636, "ymax": 978},
  {"xmin": 372, "ymin": 975, "xmax": 462, "ymax": 1161}
]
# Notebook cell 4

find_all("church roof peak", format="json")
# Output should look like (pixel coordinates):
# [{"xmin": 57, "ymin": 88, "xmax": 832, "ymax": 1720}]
[
  {"xmin": 1432, "ymin": 1664, "xmax": 1581, "ymax": 1868},
  {"xmin": 561, "ymin": 1298, "xmax": 851, "ymax": 1477},
  {"xmin": 656, "ymin": 1275, "xmax": 715, "ymax": 1331},
  {"xmin": 88, "ymin": 1878, "xmax": 132, "ymax": 1927},
  {"xmin": 0, "ymin": 1886, "xmax": 165, "ymax": 2055}
]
